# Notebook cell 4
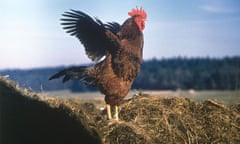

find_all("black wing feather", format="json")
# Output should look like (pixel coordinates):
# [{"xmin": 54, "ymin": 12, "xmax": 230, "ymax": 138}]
[
  {"xmin": 61, "ymin": 9, "xmax": 120, "ymax": 62},
  {"xmin": 104, "ymin": 22, "xmax": 121, "ymax": 35}
]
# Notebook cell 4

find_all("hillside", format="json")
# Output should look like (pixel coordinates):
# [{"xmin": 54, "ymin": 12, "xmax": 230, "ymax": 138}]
[{"xmin": 0, "ymin": 77, "xmax": 239, "ymax": 144}]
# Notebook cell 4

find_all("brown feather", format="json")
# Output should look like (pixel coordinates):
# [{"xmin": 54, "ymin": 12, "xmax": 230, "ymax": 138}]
[{"xmin": 50, "ymin": 9, "xmax": 145, "ymax": 112}]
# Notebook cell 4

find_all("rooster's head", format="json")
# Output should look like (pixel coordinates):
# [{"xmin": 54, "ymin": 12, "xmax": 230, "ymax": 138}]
[{"xmin": 128, "ymin": 7, "xmax": 147, "ymax": 31}]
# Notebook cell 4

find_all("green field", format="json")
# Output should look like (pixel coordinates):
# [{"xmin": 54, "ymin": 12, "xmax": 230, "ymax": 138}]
[
  {"xmin": 177, "ymin": 90, "xmax": 240, "ymax": 105},
  {"xmin": 43, "ymin": 90, "xmax": 240, "ymax": 106}
]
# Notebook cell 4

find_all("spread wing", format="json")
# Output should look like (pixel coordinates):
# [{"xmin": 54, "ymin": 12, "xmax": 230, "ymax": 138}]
[{"xmin": 61, "ymin": 9, "xmax": 121, "ymax": 62}]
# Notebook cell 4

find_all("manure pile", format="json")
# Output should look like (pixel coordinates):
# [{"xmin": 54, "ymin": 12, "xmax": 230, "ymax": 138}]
[{"xmin": 0, "ymin": 77, "xmax": 239, "ymax": 144}]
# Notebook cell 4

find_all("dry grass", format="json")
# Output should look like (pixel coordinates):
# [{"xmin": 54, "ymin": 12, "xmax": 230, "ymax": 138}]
[{"xmin": 68, "ymin": 92, "xmax": 240, "ymax": 143}]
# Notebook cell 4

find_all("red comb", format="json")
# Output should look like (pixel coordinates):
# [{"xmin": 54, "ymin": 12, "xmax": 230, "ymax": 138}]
[{"xmin": 128, "ymin": 7, "xmax": 147, "ymax": 19}]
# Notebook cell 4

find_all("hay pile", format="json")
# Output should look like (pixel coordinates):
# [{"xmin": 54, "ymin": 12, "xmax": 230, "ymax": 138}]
[
  {"xmin": 0, "ymin": 77, "xmax": 101, "ymax": 144},
  {"xmin": 117, "ymin": 96, "xmax": 240, "ymax": 143},
  {"xmin": 88, "ymin": 94, "xmax": 239, "ymax": 144},
  {"xmin": 1, "ymin": 77, "xmax": 240, "ymax": 144}
]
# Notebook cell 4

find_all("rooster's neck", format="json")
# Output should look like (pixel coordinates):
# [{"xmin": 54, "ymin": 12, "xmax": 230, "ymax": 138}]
[{"xmin": 118, "ymin": 18, "xmax": 142, "ymax": 41}]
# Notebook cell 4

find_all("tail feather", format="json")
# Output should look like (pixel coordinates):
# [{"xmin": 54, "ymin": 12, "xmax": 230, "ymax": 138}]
[
  {"xmin": 48, "ymin": 66, "xmax": 94, "ymax": 84},
  {"xmin": 48, "ymin": 69, "xmax": 69, "ymax": 81}
]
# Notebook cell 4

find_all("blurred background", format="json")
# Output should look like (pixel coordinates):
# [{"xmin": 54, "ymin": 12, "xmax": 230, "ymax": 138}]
[{"xmin": 0, "ymin": 0, "xmax": 240, "ymax": 93}]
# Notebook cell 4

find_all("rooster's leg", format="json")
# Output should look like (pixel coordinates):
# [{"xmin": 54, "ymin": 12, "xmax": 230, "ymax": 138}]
[
  {"xmin": 106, "ymin": 104, "xmax": 112, "ymax": 120},
  {"xmin": 114, "ymin": 105, "xmax": 119, "ymax": 121}
]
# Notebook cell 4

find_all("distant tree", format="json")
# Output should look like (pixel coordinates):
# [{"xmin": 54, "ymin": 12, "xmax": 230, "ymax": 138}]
[{"xmin": 1, "ymin": 57, "xmax": 240, "ymax": 91}]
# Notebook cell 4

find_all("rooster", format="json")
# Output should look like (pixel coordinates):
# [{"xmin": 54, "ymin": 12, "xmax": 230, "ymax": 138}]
[{"xmin": 49, "ymin": 7, "xmax": 147, "ymax": 121}]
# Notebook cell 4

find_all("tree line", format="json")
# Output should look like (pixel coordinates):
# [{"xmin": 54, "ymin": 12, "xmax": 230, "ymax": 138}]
[
  {"xmin": 0, "ymin": 57, "xmax": 239, "ymax": 92},
  {"xmin": 134, "ymin": 57, "xmax": 240, "ymax": 90}
]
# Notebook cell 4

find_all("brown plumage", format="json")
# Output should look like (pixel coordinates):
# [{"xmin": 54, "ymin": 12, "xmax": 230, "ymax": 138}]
[{"xmin": 49, "ymin": 8, "xmax": 147, "ymax": 120}]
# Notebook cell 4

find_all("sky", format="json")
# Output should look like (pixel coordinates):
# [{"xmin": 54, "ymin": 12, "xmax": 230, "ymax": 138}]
[{"xmin": 0, "ymin": 0, "xmax": 240, "ymax": 69}]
